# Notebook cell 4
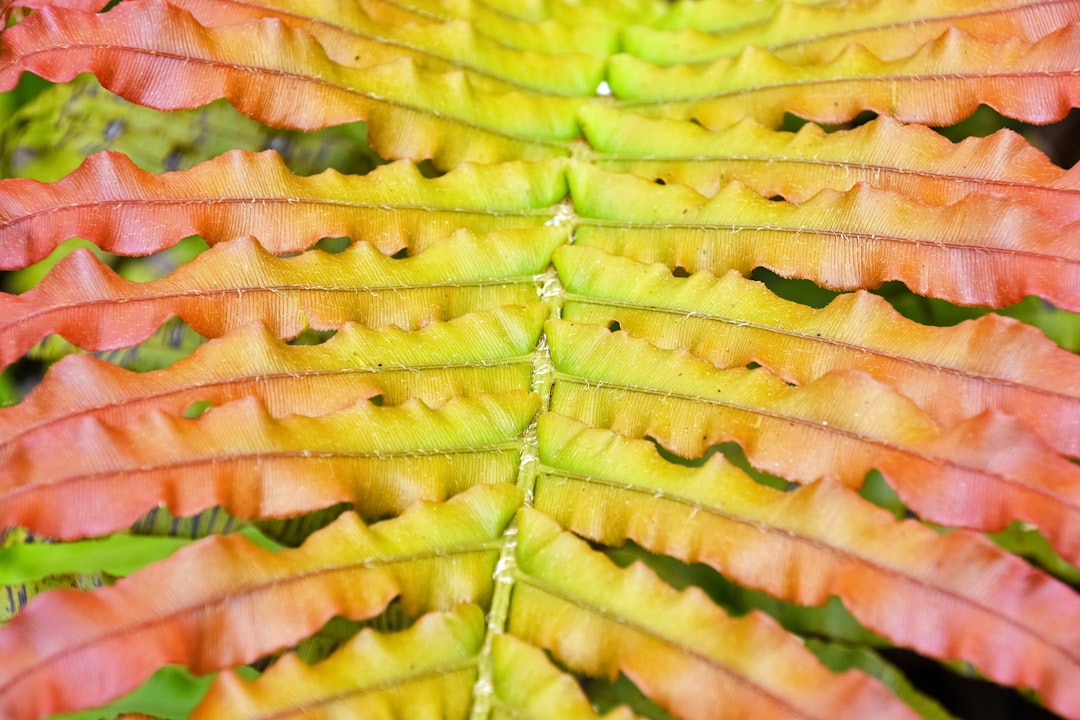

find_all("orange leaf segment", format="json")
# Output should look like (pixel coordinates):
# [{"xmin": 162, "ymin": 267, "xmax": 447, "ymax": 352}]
[
  {"xmin": 628, "ymin": 0, "xmax": 1080, "ymax": 64},
  {"xmin": 0, "ymin": 3, "xmax": 583, "ymax": 165},
  {"xmin": 536, "ymin": 414, "xmax": 1080, "ymax": 718},
  {"xmin": 546, "ymin": 320, "xmax": 1080, "ymax": 565},
  {"xmin": 0, "ymin": 304, "xmax": 546, "ymax": 461},
  {"xmin": 0, "ymin": 151, "xmax": 568, "ymax": 269},
  {"xmin": 556, "ymin": 246, "xmax": 1080, "ymax": 458},
  {"xmin": 610, "ymin": 23, "xmax": 1080, "ymax": 127},
  {"xmin": 192, "ymin": 605, "xmax": 487, "ymax": 719},
  {"xmin": 583, "ymin": 107, "xmax": 1080, "ymax": 219},
  {"xmin": 0, "ymin": 391, "xmax": 538, "ymax": 539},
  {"xmin": 511, "ymin": 509, "xmax": 920, "ymax": 720},
  {"xmin": 570, "ymin": 164, "xmax": 1080, "ymax": 310},
  {"xmin": 0, "ymin": 228, "xmax": 565, "ymax": 367},
  {"xmin": 162, "ymin": 0, "xmax": 608, "ymax": 96},
  {"xmin": 0, "ymin": 484, "xmax": 520, "ymax": 720}
]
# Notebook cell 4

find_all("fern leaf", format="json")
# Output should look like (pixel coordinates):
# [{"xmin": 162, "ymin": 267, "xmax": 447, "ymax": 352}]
[
  {"xmin": 583, "ymin": 107, "xmax": 1080, "ymax": 218},
  {"xmin": 511, "ymin": 508, "xmax": 920, "ymax": 720},
  {"xmin": 161, "ymin": 0, "xmax": 608, "ymax": 96},
  {"xmin": 0, "ymin": 229, "xmax": 563, "ymax": 366},
  {"xmin": 0, "ymin": 305, "xmax": 546, "ymax": 461},
  {"xmin": 547, "ymin": 320, "xmax": 1080, "ymax": 563},
  {"xmin": 570, "ymin": 164, "xmax": 1080, "ymax": 309},
  {"xmin": 0, "ymin": 151, "xmax": 567, "ymax": 269},
  {"xmin": 610, "ymin": 23, "xmax": 1080, "ymax": 127},
  {"xmin": 0, "ymin": 483, "xmax": 520, "ymax": 720},
  {"xmin": 628, "ymin": 0, "xmax": 1080, "ymax": 64},
  {"xmin": 491, "ymin": 633, "xmax": 641, "ymax": 720},
  {"xmin": 0, "ymin": 391, "xmax": 537, "ymax": 538},
  {"xmin": 191, "ymin": 605, "xmax": 486, "ymax": 719},
  {"xmin": 0, "ymin": 2, "xmax": 583, "ymax": 164},
  {"xmin": 556, "ymin": 246, "xmax": 1080, "ymax": 457},
  {"xmin": 536, "ymin": 414, "xmax": 1080, "ymax": 717}
]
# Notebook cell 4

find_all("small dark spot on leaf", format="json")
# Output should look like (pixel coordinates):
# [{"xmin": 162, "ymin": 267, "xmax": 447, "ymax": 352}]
[
  {"xmin": 390, "ymin": 247, "xmax": 409, "ymax": 259},
  {"xmin": 369, "ymin": 395, "xmax": 384, "ymax": 407},
  {"xmin": 653, "ymin": 178, "xmax": 666, "ymax": 185},
  {"xmin": 745, "ymin": 362, "xmax": 761, "ymax": 370},
  {"xmin": 607, "ymin": 320, "xmax": 621, "ymax": 332},
  {"xmin": 672, "ymin": 266, "xmax": 691, "ymax": 278},
  {"xmin": 767, "ymin": 195, "xmax": 784, "ymax": 202}
]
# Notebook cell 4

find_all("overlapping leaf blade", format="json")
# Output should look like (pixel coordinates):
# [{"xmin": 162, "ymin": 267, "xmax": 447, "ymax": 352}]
[
  {"xmin": 161, "ymin": 0, "xmax": 608, "ymax": 95},
  {"xmin": 547, "ymin": 320, "xmax": 1080, "ymax": 564},
  {"xmin": 570, "ymin": 164, "xmax": 1080, "ymax": 309},
  {"xmin": 191, "ymin": 605, "xmax": 486, "ymax": 719},
  {"xmin": 535, "ymin": 414, "xmax": 1080, "ymax": 717},
  {"xmin": 611, "ymin": 23, "xmax": 1080, "ymax": 127},
  {"xmin": 0, "ymin": 151, "xmax": 566, "ymax": 269},
  {"xmin": 0, "ymin": 305, "xmax": 545, "ymax": 464},
  {"xmin": 583, "ymin": 106, "xmax": 1080, "ymax": 218},
  {"xmin": 627, "ymin": 0, "xmax": 1080, "ymax": 63},
  {"xmin": 0, "ymin": 484, "xmax": 521, "ymax": 720},
  {"xmin": 556, "ymin": 245, "xmax": 1080, "ymax": 457},
  {"xmin": 0, "ymin": 229, "xmax": 563, "ymax": 366},
  {"xmin": 0, "ymin": 2, "xmax": 583, "ymax": 165},
  {"xmin": 511, "ymin": 509, "xmax": 921, "ymax": 720},
  {"xmin": 0, "ymin": 391, "xmax": 537, "ymax": 538}
]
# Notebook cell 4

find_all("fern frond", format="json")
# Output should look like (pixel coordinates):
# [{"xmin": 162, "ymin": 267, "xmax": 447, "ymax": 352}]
[
  {"xmin": 611, "ymin": 23, "xmax": 1080, "ymax": 126},
  {"xmin": 0, "ymin": 230, "xmax": 562, "ymax": 366},
  {"xmin": 547, "ymin": 320, "xmax": 1080, "ymax": 563},
  {"xmin": 0, "ymin": 392, "xmax": 537, "ymax": 538},
  {"xmin": 0, "ymin": 484, "xmax": 520, "ymax": 720},
  {"xmin": 584, "ymin": 107, "xmax": 1080, "ymax": 218},
  {"xmin": 512, "ymin": 509, "xmax": 921, "ymax": 720},
  {"xmin": 0, "ymin": 304, "xmax": 546, "ymax": 463},
  {"xmin": 0, "ymin": 2, "xmax": 583, "ymax": 164},
  {"xmin": 536, "ymin": 414, "xmax": 1080, "ymax": 716},
  {"xmin": 571, "ymin": 164, "xmax": 1080, "ymax": 309},
  {"xmin": 628, "ymin": 0, "xmax": 1080, "ymax": 63},
  {"xmin": 0, "ymin": 151, "xmax": 567, "ymax": 268},
  {"xmin": 556, "ymin": 246, "xmax": 1080, "ymax": 456}
]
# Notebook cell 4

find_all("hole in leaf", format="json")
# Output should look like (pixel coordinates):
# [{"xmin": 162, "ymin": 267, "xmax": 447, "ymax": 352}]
[
  {"xmin": 653, "ymin": 177, "xmax": 667, "ymax": 185},
  {"xmin": 415, "ymin": 159, "xmax": 446, "ymax": 178},
  {"xmin": 583, "ymin": 673, "xmax": 677, "ymax": 720},
  {"xmin": 389, "ymin": 247, "xmax": 409, "ymax": 259},
  {"xmin": 645, "ymin": 437, "xmax": 795, "ymax": 492},
  {"xmin": 766, "ymin": 194, "xmax": 785, "ymax": 202},
  {"xmin": 671, "ymin": 266, "xmax": 691, "ymax": 278},
  {"xmin": 607, "ymin": 320, "xmax": 622, "ymax": 332},
  {"xmin": 287, "ymin": 329, "xmax": 337, "ymax": 346},
  {"xmin": 857, "ymin": 470, "xmax": 908, "ymax": 521},
  {"xmin": 310, "ymin": 236, "xmax": 351, "ymax": 254},
  {"xmin": 750, "ymin": 267, "xmax": 840, "ymax": 309},
  {"xmin": 744, "ymin": 361, "xmax": 761, "ymax": 370},
  {"xmin": 369, "ymin": 394, "xmax": 384, "ymax": 407},
  {"xmin": 182, "ymin": 400, "xmax": 214, "ymax": 419},
  {"xmin": 254, "ymin": 503, "xmax": 352, "ymax": 547},
  {"xmin": 877, "ymin": 647, "xmax": 1065, "ymax": 720},
  {"xmin": 989, "ymin": 521, "xmax": 1080, "ymax": 589}
]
